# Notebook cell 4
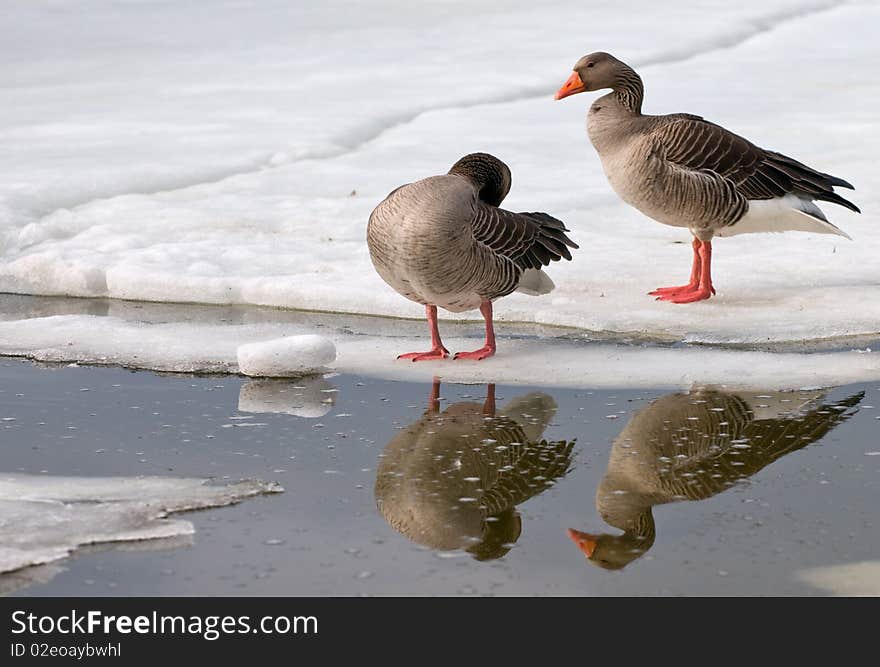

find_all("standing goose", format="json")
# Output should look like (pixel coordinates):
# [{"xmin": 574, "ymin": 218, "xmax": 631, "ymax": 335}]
[
  {"xmin": 554, "ymin": 52, "xmax": 860, "ymax": 303},
  {"xmin": 568, "ymin": 388, "xmax": 863, "ymax": 570},
  {"xmin": 367, "ymin": 153, "xmax": 578, "ymax": 360}
]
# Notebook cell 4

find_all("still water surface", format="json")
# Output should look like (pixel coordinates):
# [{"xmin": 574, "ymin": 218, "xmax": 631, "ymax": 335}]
[{"xmin": 1, "ymin": 359, "xmax": 877, "ymax": 595}]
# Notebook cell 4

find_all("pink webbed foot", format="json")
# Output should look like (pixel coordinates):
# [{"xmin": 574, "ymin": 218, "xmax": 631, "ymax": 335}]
[
  {"xmin": 651, "ymin": 238, "xmax": 716, "ymax": 303},
  {"xmin": 397, "ymin": 347, "xmax": 449, "ymax": 362},
  {"xmin": 649, "ymin": 283, "xmax": 700, "ymax": 298},
  {"xmin": 453, "ymin": 345, "xmax": 496, "ymax": 361},
  {"xmin": 663, "ymin": 286, "xmax": 714, "ymax": 303},
  {"xmin": 652, "ymin": 284, "xmax": 715, "ymax": 302}
]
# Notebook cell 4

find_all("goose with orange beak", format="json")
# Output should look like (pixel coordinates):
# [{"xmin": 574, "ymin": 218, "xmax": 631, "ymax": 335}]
[{"xmin": 554, "ymin": 52, "xmax": 859, "ymax": 303}]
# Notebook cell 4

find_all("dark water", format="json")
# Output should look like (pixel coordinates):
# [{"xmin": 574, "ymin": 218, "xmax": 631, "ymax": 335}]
[{"xmin": 1, "ymin": 359, "xmax": 878, "ymax": 596}]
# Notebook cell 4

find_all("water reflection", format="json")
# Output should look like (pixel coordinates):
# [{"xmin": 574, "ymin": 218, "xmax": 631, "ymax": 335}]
[
  {"xmin": 376, "ymin": 380, "xmax": 575, "ymax": 560},
  {"xmin": 569, "ymin": 388, "xmax": 863, "ymax": 570},
  {"xmin": 0, "ymin": 563, "xmax": 65, "ymax": 596},
  {"xmin": 237, "ymin": 376, "xmax": 336, "ymax": 418}
]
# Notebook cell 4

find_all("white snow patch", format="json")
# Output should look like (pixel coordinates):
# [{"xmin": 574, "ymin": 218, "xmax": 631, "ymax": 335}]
[
  {"xmin": 237, "ymin": 335, "xmax": 335, "ymax": 377},
  {"xmin": 0, "ymin": 474, "xmax": 282, "ymax": 575}
]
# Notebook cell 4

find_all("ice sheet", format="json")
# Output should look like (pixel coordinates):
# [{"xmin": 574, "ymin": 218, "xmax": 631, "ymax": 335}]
[
  {"xmin": 0, "ymin": 0, "xmax": 876, "ymax": 347},
  {"xmin": 0, "ymin": 312, "xmax": 875, "ymax": 390},
  {"xmin": 0, "ymin": 474, "xmax": 282, "ymax": 575}
]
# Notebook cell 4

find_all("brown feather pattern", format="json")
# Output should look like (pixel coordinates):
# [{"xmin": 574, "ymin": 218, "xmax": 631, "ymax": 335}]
[{"xmin": 367, "ymin": 153, "xmax": 577, "ymax": 312}]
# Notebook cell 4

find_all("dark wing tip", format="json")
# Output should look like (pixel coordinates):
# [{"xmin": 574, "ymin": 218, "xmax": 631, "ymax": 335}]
[
  {"xmin": 519, "ymin": 211, "xmax": 579, "ymax": 254},
  {"xmin": 823, "ymin": 191, "xmax": 861, "ymax": 214},
  {"xmin": 825, "ymin": 175, "xmax": 856, "ymax": 190}
]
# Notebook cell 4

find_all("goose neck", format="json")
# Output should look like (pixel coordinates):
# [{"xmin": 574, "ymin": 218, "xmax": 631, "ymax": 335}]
[{"xmin": 612, "ymin": 67, "xmax": 644, "ymax": 114}]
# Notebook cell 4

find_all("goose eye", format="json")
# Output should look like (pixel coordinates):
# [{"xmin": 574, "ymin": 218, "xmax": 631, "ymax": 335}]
[{"xmin": 586, "ymin": 62, "xmax": 595, "ymax": 68}]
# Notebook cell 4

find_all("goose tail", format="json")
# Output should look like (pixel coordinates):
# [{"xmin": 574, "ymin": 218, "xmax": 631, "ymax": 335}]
[{"xmin": 516, "ymin": 268, "xmax": 555, "ymax": 296}]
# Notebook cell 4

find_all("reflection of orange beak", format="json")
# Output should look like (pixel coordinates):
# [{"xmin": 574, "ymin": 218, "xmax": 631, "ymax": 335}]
[
  {"xmin": 567, "ymin": 528, "xmax": 598, "ymax": 558},
  {"xmin": 555, "ymin": 72, "xmax": 586, "ymax": 100}
]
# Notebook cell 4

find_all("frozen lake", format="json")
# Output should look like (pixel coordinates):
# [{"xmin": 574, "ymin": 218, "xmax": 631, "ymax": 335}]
[
  {"xmin": 2, "ymin": 354, "xmax": 878, "ymax": 596},
  {"xmin": 1, "ymin": 0, "xmax": 878, "ymax": 597},
  {"xmin": 1, "ymin": 0, "xmax": 878, "ymax": 348}
]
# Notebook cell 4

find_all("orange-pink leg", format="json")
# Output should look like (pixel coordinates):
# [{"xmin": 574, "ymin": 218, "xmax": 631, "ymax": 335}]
[
  {"xmin": 651, "ymin": 239, "xmax": 716, "ymax": 303},
  {"xmin": 453, "ymin": 300, "xmax": 496, "ymax": 361},
  {"xmin": 397, "ymin": 305, "xmax": 449, "ymax": 361},
  {"xmin": 649, "ymin": 238, "xmax": 702, "ymax": 297}
]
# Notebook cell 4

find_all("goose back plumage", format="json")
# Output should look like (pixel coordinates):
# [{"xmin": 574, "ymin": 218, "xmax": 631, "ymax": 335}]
[{"xmin": 367, "ymin": 153, "xmax": 578, "ymax": 313}]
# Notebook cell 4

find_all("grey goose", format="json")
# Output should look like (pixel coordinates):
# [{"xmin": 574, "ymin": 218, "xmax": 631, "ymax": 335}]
[
  {"xmin": 568, "ymin": 388, "xmax": 863, "ymax": 570},
  {"xmin": 367, "ymin": 153, "xmax": 578, "ymax": 360},
  {"xmin": 555, "ymin": 52, "xmax": 860, "ymax": 303}
]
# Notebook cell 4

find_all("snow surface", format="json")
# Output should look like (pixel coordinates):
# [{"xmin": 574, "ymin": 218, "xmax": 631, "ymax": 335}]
[
  {"xmin": 0, "ymin": 474, "xmax": 282, "ymax": 575},
  {"xmin": 237, "ymin": 334, "xmax": 336, "ymax": 377},
  {"xmin": 0, "ymin": 0, "xmax": 877, "ymax": 349}
]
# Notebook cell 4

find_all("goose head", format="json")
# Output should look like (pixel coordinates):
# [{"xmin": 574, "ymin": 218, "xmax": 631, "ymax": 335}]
[
  {"xmin": 448, "ymin": 152, "xmax": 512, "ymax": 206},
  {"xmin": 554, "ymin": 52, "xmax": 631, "ymax": 100}
]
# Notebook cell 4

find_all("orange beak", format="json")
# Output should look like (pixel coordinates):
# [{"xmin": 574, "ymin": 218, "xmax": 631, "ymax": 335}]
[
  {"xmin": 567, "ymin": 528, "xmax": 599, "ymax": 558},
  {"xmin": 555, "ymin": 72, "xmax": 586, "ymax": 100}
]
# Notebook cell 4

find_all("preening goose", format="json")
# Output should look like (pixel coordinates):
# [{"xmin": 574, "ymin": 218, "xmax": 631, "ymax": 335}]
[
  {"xmin": 367, "ymin": 153, "xmax": 578, "ymax": 360},
  {"xmin": 568, "ymin": 388, "xmax": 863, "ymax": 570},
  {"xmin": 555, "ymin": 52, "xmax": 860, "ymax": 303},
  {"xmin": 375, "ymin": 381, "xmax": 575, "ymax": 559}
]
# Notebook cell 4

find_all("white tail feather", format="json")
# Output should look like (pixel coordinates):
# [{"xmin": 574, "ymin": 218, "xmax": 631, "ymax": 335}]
[
  {"xmin": 716, "ymin": 195, "xmax": 852, "ymax": 240},
  {"xmin": 516, "ymin": 268, "xmax": 555, "ymax": 296}
]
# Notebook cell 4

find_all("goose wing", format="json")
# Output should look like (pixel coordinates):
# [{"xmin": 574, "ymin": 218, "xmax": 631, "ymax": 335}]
[
  {"xmin": 658, "ymin": 115, "xmax": 859, "ymax": 212},
  {"xmin": 470, "ymin": 203, "xmax": 578, "ymax": 271}
]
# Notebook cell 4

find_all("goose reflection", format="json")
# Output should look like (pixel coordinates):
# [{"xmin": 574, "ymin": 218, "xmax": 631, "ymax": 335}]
[
  {"xmin": 569, "ymin": 388, "xmax": 863, "ymax": 570},
  {"xmin": 376, "ymin": 380, "xmax": 575, "ymax": 560}
]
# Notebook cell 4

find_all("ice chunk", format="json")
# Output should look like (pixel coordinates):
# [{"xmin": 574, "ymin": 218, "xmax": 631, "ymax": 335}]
[
  {"xmin": 0, "ymin": 473, "xmax": 282, "ymax": 576},
  {"xmin": 237, "ymin": 335, "xmax": 336, "ymax": 377}
]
